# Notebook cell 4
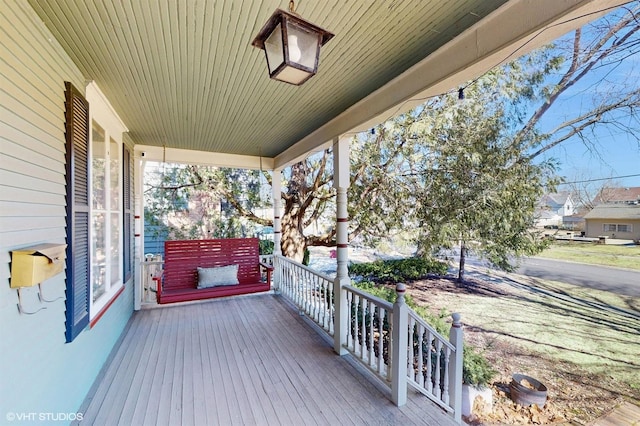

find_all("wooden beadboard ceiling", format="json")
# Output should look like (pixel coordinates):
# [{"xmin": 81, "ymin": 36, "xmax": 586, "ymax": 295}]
[{"xmin": 27, "ymin": 0, "xmax": 621, "ymax": 168}]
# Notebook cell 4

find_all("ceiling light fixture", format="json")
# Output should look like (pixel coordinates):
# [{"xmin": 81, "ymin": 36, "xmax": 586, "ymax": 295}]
[{"xmin": 252, "ymin": 1, "xmax": 334, "ymax": 86}]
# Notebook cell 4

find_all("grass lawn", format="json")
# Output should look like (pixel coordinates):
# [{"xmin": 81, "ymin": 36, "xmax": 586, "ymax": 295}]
[{"xmin": 537, "ymin": 241, "xmax": 640, "ymax": 270}]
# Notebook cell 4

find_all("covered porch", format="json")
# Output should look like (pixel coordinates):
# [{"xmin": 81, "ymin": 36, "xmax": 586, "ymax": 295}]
[
  {"xmin": 79, "ymin": 293, "xmax": 456, "ymax": 425},
  {"xmin": 1, "ymin": 1, "xmax": 627, "ymax": 424}
]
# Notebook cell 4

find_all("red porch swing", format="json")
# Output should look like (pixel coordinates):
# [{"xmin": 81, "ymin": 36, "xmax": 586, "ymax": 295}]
[{"xmin": 157, "ymin": 237, "xmax": 273, "ymax": 304}]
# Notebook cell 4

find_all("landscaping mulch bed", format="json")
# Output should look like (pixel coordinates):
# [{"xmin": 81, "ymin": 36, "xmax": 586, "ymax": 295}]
[{"xmin": 406, "ymin": 276, "xmax": 638, "ymax": 425}]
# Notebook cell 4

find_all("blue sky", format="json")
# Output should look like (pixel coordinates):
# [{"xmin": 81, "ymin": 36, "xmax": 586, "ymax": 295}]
[{"xmin": 535, "ymin": 6, "xmax": 640, "ymax": 190}]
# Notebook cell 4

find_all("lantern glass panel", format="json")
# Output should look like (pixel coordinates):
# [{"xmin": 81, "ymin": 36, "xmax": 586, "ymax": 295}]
[
  {"xmin": 264, "ymin": 23, "xmax": 284, "ymax": 74},
  {"xmin": 286, "ymin": 21, "xmax": 320, "ymax": 71}
]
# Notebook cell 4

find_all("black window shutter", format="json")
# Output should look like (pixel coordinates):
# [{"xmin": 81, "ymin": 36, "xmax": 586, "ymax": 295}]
[
  {"xmin": 64, "ymin": 82, "xmax": 91, "ymax": 343},
  {"xmin": 123, "ymin": 145, "xmax": 132, "ymax": 282}
]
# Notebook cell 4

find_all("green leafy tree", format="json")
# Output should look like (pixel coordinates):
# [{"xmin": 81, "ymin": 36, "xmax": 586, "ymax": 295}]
[
  {"xmin": 404, "ymin": 78, "xmax": 558, "ymax": 281},
  {"xmin": 143, "ymin": 164, "xmax": 268, "ymax": 241}
]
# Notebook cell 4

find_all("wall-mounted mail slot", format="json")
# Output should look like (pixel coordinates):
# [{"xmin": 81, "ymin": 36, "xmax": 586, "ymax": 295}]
[{"xmin": 10, "ymin": 243, "xmax": 67, "ymax": 288}]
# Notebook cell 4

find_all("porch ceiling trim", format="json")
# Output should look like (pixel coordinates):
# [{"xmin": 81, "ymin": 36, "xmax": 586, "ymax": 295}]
[
  {"xmin": 274, "ymin": 0, "xmax": 626, "ymax": 170},
  {"xmin": 134, "ymin": 145, "xmax": 275, "ymax": 171}
]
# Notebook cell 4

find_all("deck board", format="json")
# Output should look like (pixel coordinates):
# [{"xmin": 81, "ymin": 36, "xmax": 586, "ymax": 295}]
[
  {"xmin": 130, "ymin": 309, "xmax": 165, "ymax": 425},
  {"xmin": 77, "ymin": 294, "xmax": 456, "ymax": 426}
]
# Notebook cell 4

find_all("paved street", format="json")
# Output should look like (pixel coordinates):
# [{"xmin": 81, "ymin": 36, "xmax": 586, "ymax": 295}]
[{"xmin": 516, "ymin": 257, "xmax": 640, "ymax": 297}]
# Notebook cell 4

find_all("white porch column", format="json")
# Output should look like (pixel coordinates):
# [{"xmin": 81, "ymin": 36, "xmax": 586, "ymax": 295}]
[
  {"xmin": 133, "ymin": 155, "xmax": 145, "ymax": 310},
  {"xmin": 272, "ymin": 170, "xmax": 282, "ymax": 292},
  {"xmin": 272, "ymin": 170, "xmax": 282, "ymax": 256},
  {"xmin": 333, "ymin": 136, "xmax": 350, "ymax": 356}
]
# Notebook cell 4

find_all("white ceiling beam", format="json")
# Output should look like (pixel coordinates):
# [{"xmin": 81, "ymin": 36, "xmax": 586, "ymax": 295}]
[{"xmin": 134, "ymin": 145, "xmax": 274, "ymax": 171}]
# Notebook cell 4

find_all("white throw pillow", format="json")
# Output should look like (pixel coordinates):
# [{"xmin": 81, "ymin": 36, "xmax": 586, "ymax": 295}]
[{"xmin": 197, "ymin": 265, "xmax": 239, "ymax": 288}]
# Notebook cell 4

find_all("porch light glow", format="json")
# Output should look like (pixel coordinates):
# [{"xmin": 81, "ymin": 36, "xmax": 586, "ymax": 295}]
[{"xmin": 252, "ymin": 2, "xmax": 334, "ymax": 85}]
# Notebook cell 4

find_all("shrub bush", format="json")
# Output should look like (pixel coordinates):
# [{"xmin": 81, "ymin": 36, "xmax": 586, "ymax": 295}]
[
  {"xmin": 354, "ymin": 281, "xmax": 449, "ymax": 335},
  {"xmin": 348, "ymin": 257, "xmax": 447, "ymax": 283},
  {"xmin": 259, "ymin": 240, "xmax": 274, "ymax": 255},
  {"xmin": 463, "ymin": 346, "xmax": 497, "ymax": 387}
]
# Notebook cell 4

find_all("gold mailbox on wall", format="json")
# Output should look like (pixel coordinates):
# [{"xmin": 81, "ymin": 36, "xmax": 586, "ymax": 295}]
[{"xmin": 10, "ymin": 243, "xmax": 67, "ymax": 288}]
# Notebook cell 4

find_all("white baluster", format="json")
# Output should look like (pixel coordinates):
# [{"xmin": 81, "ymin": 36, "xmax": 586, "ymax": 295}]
[
  {"xmin": 417, "ymin": 323, "xmax": 424, "ymax": 387},
  {"xmin": 314, "ymin": 276, "xmax": 320, "ymax": 321},
  {"xmin": 442, "ymin": 347, "xmax": 451, "ymax": 405},
  {"xmin": 346, "ymin": 291, "xmax": 353, "ymax": 350},
  {"xmin": 360, "ymin": 297, "xmax": 365, "ymax": 360},
  {"xmin": 327, "ymin": 279, "xmax": 332, "ymax": 332},
  {"xmin": 426, "ymin": 331, "xmax": 433, "ymax": 393},
  {"xmin": 368, "ymin": 301, "xmax": 375, "ymax": 367},
  {"xmin": 408, "ymin": 317, "xmax": 415, "ymax": 381},
  {"xmin": 321, "ymin": 279, "xmax": 325, "ymax": 324},
  {"xmin": 386, "ymin": 308, "xmax": 392, "ymax": 381},
  {"xmin": 354, "ymin": 294, "xmax": 360, "ymax": 355},
  {"xmin": 434, "ymin": 339, "xmax": 443, "ymax": 400}
]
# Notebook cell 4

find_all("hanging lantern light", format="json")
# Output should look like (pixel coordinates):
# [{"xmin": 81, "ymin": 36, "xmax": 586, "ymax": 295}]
[{"xmin": 252, "ymin": 1, "xmax": 334, "ymax": 85}]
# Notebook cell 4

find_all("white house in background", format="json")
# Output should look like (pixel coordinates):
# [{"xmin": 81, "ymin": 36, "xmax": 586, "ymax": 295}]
[{"xmin": 536, "ymin": 192, "xmax": 576, "ymax": 227}]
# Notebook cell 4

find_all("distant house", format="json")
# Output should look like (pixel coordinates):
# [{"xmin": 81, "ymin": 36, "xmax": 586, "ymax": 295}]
[
  {"xmin": 592, "ymin": 186, "xmax": 640, "ymax": 205},
  {"xmin": 536, "ymin": 192, "xmax": 576, "ymax": 227},
  {"xmin": 583, "ymin": 204, "xmax": 640, "ymax": 240}
]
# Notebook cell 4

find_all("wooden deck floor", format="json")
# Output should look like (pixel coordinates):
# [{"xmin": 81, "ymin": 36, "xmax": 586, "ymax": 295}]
[{"xmin": 77, "ymin": 294, "xmax": 456, "ymax": 425}]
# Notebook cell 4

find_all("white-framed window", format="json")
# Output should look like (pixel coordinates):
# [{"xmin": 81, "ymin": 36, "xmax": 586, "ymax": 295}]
[
  {"xmin": 86, "ymin": 82, "xmax": 128, "ymax": 319},
  {"xmin": 603, "ymin": 223, "xmax": 632, "ymax": 233},
  {"xmin": 90, "ymin": 120, "xmax": 122, "ymax": 314},
  {"xmin": 617, "ymin": 224, "xmax": 631, "ymax": 233}
]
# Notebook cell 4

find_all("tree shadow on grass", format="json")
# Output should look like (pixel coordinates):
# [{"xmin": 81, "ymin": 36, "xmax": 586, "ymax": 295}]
[
  {"xmin": 466, "ymin": 324, "xmax": 640, "ymax": 369},
  {"xmin": 409, "ymin": 273, "xmax": 640, "ymax": 335}
]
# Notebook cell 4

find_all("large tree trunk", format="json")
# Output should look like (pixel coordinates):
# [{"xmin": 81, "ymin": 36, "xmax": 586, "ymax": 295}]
[
  {"xmin": 458, "ymin": 240, "xmax": 466, "ymax": 283},
  {"xmin": 280, "ymin": 203, "xmax": 307, "ymax": 263}
]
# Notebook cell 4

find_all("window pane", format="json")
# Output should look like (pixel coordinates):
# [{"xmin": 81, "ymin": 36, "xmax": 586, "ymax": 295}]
[
  {"xmin": 617, "ymin": 224, "xmax": 629, "ymax": 232},
  {"xmin": 92, "ymin": 121, "xmax": 106, "ymax": 210},
  {"xmin": 110, "ymin": 137, "xmax": 120, "ymax": 210},
  {"xmin": 111, "ymin": 212, "xmax": 120, "ymax": 285},
  {"xmin": 265, "ymin": 23, "xmax": 284, "ymax": 73},
  {"xmin": 92, "ymin": 212, "xmax": 106, "ymax": 302},
  {"xmin": 287, "ymin": 22, "xmax": 319, "ymax": 69}
]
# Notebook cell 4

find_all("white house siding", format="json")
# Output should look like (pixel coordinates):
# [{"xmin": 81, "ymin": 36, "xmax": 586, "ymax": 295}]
[{"xmin": 0, "ymin": 1, "xmax": 134, "ymax": 419}]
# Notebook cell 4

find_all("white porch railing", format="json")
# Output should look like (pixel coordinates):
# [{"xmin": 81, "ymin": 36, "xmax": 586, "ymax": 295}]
[
  {"xmin": 343, "ymin": 284, "xmax": 393, "ymax": 381},
  {"xmin": 275, "ymin": 255, "xmax": 335, "ymax": 335},
  {"xmin": 141, "ymin": 256, "xmax": 163, "ymax": 304},
  {"xmin": 273, "ymin": 255, "xmax": 463, "ymax": 424},
  {"xmin": 406, "ymin": 306, "xmax": 463, "ymax": 416},
  {"xmin": 259, "ymin": 254, "xmax": 273, "ymax": 265}
]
